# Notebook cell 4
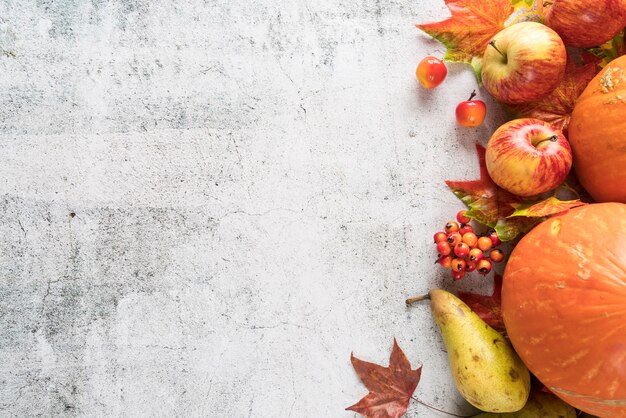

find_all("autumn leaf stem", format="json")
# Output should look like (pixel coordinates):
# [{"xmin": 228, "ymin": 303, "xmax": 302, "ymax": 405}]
[
  {"xmin": 405, "ymin": 294, "xmax": 430, "ymax": 305},
  {"xmin": 410, "ymin": 396, "xmax": 475, "ymax": 417},
  {"xmin": 509, "ymin": 10, "xmax": 541, "ymax": 25}
]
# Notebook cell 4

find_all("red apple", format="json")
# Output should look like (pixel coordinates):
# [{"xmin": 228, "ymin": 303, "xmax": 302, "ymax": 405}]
[
  {"xmin": 544, "ymin": 0, "xmax": 626, "ymax": 48},
  {"xmin": 485, "ymin": 118, "xmax": 572, "ymax": 197},
  {"xmin": 481, "ymin": 22, "xmax": 566, "ymax": 104},
  {"xmin": 455, "ymin": 91, "xmax": 486, "ymax": 127},
  {"xmin": 416, "ymin": 56, "xmax": 447, "ymax": 89}
]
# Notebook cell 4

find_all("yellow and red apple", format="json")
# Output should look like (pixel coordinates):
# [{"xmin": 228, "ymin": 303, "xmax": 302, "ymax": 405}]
[
  {"xmin": 481, "ymin": 22, "xmax": 567, "ymax": 104},
  {"xmin": 485, "ymin": 119, "xmax": 572, "ymax": 197},
  {"xmin": 544, "ymin": 0, "xmax": 626, "ymax": 48}
]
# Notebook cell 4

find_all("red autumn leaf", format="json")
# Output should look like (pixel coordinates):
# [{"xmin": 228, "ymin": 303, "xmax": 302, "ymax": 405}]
[
  {"xmin": 445, "ymin": 145, "xmax": 583, "ymax": 240},
  {"xmin": 585, "ymin": 30, "xmax": 626, "ymax": 68},
  {"xmin": 347, "ymin": 339, "xmax": 422, "ymax": 418},
  {"xmin": 457, "ymin": 274, "xmax": 505, "ymax": 333},
  {"xmin": 445, "ymin": 144, "xmax": 537, "ymax": 241},
  {"xmin": 416, "ymin": 0, "xmax": 514, "ymax": 63},
  {"xmin": 507, "ymin": 58, "xmax": 598, "ymax": 134}
]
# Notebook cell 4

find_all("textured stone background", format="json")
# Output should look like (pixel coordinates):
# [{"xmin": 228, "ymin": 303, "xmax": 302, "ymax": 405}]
[{"xmin": 0, "ymin": 1, "xmax": 508, "ymax": 416}]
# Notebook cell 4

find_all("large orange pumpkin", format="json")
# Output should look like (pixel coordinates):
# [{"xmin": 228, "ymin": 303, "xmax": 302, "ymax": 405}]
[
  {"xmin": 502, "ymin": 203, "xmax": 626, "ymax": 417},
  {"xmin": 569, "ymin": 55, "xmax": 626, "ymax": 202}
]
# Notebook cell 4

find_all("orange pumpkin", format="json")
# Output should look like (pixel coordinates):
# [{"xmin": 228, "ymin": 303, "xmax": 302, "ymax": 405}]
[
  {"xmin": 569, "ymin": 55, "xmax": 626, "ymax": 202},
  {"xmin": 502, "ymin": 203, "xmax": 626, "ymax": 417}
]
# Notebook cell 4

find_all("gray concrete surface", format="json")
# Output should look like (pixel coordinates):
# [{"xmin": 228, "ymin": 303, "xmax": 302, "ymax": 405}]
[{"xmin": 0, "ymin": 1, "xmax": 508, "ymax": 416}]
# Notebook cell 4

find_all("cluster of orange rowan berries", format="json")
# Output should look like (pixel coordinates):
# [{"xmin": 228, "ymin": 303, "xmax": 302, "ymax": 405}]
[{"xmin": 434, "ymin": 210, "xmax": 504, "ymax": 280}]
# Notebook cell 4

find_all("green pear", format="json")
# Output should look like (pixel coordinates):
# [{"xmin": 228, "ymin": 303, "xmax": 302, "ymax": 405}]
[
  {"xmin": 474, "ymin": 389, "xmax": 577, "ymax": 417},
  {"xmin": 429, "ymin": 289, "xmax": 530, "ymax": 412}
]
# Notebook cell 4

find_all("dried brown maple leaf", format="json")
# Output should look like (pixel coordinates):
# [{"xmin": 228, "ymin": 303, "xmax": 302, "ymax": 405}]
[
  {"xmin": 416, "ymin": 0, "xmax": 514, "ymax": 63},
  {"xmin": 507, "ymin": 57, "xmax": 598, "ymax": 134},
  {"xmin": 346, "ymin": 339, "xmax": 422, "ymax": 418},
  {"xmin": 457, "ymin": 274, "xmax": 505, "ymax": 334}
]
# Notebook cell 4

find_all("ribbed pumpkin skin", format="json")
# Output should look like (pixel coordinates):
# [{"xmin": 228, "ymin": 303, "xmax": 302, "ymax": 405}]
[
  {"xmin": 502, "ymin": 203, "xmax": 626, "ymax": 417},
  {"xmin": 569, "ymin": 55, "xmax": 626, "ymax": 202}
]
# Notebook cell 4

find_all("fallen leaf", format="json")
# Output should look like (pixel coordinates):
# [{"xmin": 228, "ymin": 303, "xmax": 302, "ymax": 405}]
[
  {"xmin": 445, "ymin": 144, "xmax": 537, "ymax": 241},
  {"xmin": 416, "ymin": 0, "xmax": 514, "ymax": 63},
  {"xmin": 509, "ymin": 196, "xmax": 586, "ymax": 218},
  {"xmin": 511, "ymin": 0, "xmax": 535, "ymax": 10},
  {"xmin": 457, "ymin": 274, "xmax": 505, "ymax": 333},
  {"xmin": 507, "ymin": 58, "xmax": 598, "ymax": 134},
  {"xmin": 347, "ymin": 339, "xmax": 422, "ymax": 418},
  {"xmin": 586, "ymin": 30, "xmax": 626, "ymax": 68}
]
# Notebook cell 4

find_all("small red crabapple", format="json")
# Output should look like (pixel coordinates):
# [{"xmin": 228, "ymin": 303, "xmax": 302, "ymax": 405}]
[
  {"xmin": 459, "ymin": 224, "xmax": 474, "ymax": 235},
  {"xmin": 434, "ymin": 231, "xmax": 448, "ymax": 243},
  {"xmin": 488, "ymin": 230, "xmax": 502, "ymax": 247},
  {"xmin": 454, "ymin": 242, "xmax": 470, "ymax": 258},
  {"xmin": 477, "ymin": 236, "xmax": 493, "ymax": 252},
  {"xmin": 436, "ymin": 241, "xmax": 452, "ymax": 256},
  {"xmin": 477, "ymin": 259, "xmax": 492, "ymax": 275},
  {"xmin": 444, "ymin": 221, "xmax": 460, "ymax": 234},
  {"xmin": 456, "ymin": 90, "xmax": 486, "ymax": 128},
  {"xmin": 438, "ymin": 255, "xmax": 453, "ymax": 269},
  {"xmin": 451, "ymin": 258, "xmax": 466, "ymax": 272},
  {"xmin": 416, "ymin": 56, "xmax": 447, "ymax": 89},
  {"xmin": 464, "ymin": 261, "xmax": 477, "ymax": 272},
  {"xmin": 468, "ymin": 248, "xmax": 484, "ymax": 263},
  {"xmin": 456, "ymin": 210, "xmax": 471, "ymax": 224},
  {"xmin": 447, "ymin": 233, "xmax": 462, "ymax": 247},
  {"xmin": 462, "ymin": 232, "xmax": 478, "ymax": 248},
  {"xmin": 489, "ymin": 248, "xmax": 505, "ymax": 263}
]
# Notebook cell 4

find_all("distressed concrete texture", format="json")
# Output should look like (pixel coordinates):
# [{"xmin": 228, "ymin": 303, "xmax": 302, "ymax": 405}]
[{"xmin": 0, "ymin": 0, "xmax": 508, "ymax": 417}]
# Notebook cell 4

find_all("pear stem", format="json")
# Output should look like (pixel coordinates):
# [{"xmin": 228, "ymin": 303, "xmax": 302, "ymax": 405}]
[
  {"xmin": 488, "ymin": 40, "xmax": 506, "ymax": 58},
  {"xmin": 410, "ymin": 396, "xmax": 475, "ymax": 417},
  {"xmin": 405, "ymin": 294, "xmax": 430, "ymax": 305}
]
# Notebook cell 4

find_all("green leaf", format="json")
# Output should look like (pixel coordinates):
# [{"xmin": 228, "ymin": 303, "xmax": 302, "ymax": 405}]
[{"xmin": 585, "ymin": 30, "xmax": 625, "ymax": 68}]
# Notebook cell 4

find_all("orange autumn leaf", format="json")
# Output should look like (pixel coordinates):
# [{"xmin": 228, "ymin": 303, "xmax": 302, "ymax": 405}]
[
  {"xmin": 508, "ymin": 58, "xmax": 598, "ymax": 133},
  {"xmin": 457, "ymin": 274, "xmax": 506, "ymax": 334},
  {"xmin": 445, "ymin": 144, "xmax": 536, "ymax": 241},
  {"xmin": 416, "ymin": 0, "xmax": 514, "ymax": 63},
  {"xmin": 347, "ymin": 339, "xmax": 422, "ymax": 418},
  {"xmin": 445, "ymin": 144, "xmax": 584, "ymax": 241},
  {"xmin": 509, "ymin": 196, "xmax": 586, "ymax": 218}
]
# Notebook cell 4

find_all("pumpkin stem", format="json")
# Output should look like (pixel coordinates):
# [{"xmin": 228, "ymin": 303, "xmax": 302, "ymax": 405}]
[
  {"xmin": 406, "ymin": 294, "xmax": 430, "ymax": 305},
  {"xmin": 489, "ymin": 40, "xmax": 506, "ymax": 59}
]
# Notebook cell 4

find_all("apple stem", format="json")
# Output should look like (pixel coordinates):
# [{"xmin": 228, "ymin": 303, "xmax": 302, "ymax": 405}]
[
  {"xmin": 406, "ymin": 294, "xmax": 430, "ymax": 305},
  {"xmin": 535, "ymin": 134, "xmax": 559, "ymax": 147},
  {"xmin": 467, "ymin": 90, "xmax": 477, "ymax": 101},
  {"xmin": 488, "ymin": 40, "xmax": 506, "ymax": 58}
]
